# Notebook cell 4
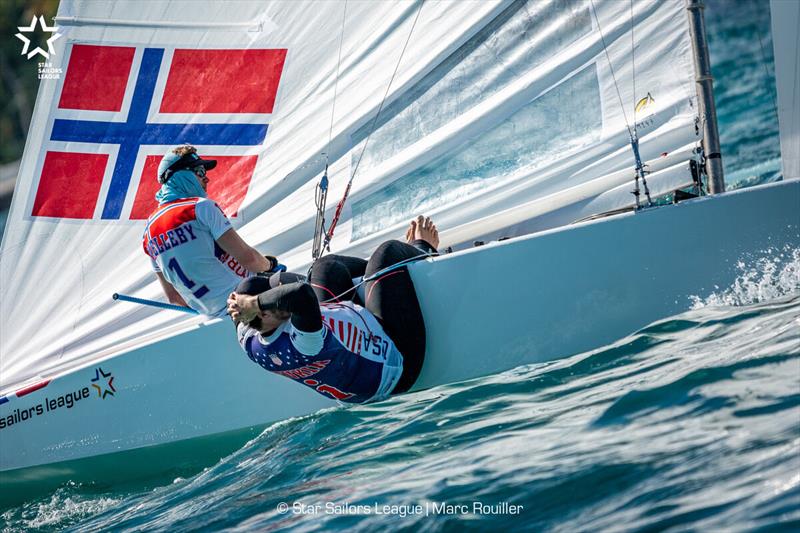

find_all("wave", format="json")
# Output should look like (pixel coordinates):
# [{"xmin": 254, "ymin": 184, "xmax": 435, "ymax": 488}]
[
  {"xmin": 690, "ymin": 246, "xmax": 800, "ymax": 308},
  {"xmin": 4, "ymin": 247, "xmax": 797, "ymax": 532}
]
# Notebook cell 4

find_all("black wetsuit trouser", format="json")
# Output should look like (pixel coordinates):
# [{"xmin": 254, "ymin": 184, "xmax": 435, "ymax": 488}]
[{"xmin": 309, "ymin": 240, "xmax": 435, "ymax": 394}]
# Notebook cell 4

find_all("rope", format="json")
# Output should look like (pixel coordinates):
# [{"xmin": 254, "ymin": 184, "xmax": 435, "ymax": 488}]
[
  {"xmin": 321, "ymin": 0, "xmax": 425, "ymax": 253},
  {"xmin": 365, "ymin": 270, "xmax": 403, "ymax": 303},
  {"xmin": 317, "ymin": 251, "xmax": 433, "ymax": 304}
]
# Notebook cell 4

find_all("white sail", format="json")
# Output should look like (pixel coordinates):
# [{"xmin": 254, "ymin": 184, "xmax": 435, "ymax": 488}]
[
  {"xmin": 770, "ymin": 0, "xmax": 800, "ymax": 180},
  {"xmin": 0, "ymin": 0, "xmax": 698, "ymax": 393}
]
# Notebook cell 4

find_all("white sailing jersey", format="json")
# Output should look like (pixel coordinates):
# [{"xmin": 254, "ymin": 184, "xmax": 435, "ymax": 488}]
[{"xmin": 142, "ymin": 197, "xmax": 249, "ymax": 316}]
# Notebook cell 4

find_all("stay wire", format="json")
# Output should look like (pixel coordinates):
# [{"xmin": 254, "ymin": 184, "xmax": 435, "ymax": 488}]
[
  {"xmin": 589, "ymin": 0, "xmax": 633, "ymax": 138},
  {"xmin": 312, "ymin": 1, "xmax": 348, "ymax": 261},
  {"xmin": 321, "ymin": 0, "xmax": 425, "ymax": 253},
  {"xmin": 795, "ymin": 22, "xmax": 800, "ymax": 140},
  {"xmin": 590, "ymin": 0, "xmax": 651, "ymax": 207},
  {"xmin": 350, "ymin": 0, "xmax": 424, "ymax": 183},
  {"xmin": 326, "ymin": 0, "xmax": 348, "ymax": 157},
  {"xmin": 755, "ymin": 26, "xmax": 780, "ymax": 127},
  {"xmin": 630, "ymin": 0, "xmax": 636, "ymax": 135}
]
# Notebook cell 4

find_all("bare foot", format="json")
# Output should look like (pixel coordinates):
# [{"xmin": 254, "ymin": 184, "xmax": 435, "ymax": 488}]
[{"xmin": 406, "ymin": 215, "xmax": 439, "ymax": 249}]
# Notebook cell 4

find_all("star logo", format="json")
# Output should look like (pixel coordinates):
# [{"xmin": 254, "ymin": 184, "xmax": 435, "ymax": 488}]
[
  {"xmin": 15, "ymin": 15, "xmax": 62, "ymax": 60},
  {"xmin": 91, "ymin": 367, "xmax": 116, "ymax": 399}
]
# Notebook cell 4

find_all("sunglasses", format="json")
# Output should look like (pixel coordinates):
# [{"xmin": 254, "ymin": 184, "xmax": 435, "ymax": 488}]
[{"xmin": 193, "ymin": 166, "xmax": 207, "ymax": 178}]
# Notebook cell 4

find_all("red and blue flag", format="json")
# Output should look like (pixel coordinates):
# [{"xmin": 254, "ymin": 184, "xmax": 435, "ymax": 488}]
[{"xmin": 32, "ymin": 44, "xmax": 287, "ymax": 220}]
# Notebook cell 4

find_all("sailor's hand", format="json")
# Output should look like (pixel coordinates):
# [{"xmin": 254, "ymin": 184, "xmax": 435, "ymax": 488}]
[
  {"xmin": 227, "ymin": 292, "xmax": 259, "ymax": 323},
  {"xmin": 257, "ymin": 256, "xmax": 287, "ymax": 277}
]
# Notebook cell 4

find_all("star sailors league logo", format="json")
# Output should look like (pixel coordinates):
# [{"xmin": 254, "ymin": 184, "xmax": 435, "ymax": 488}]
[
  {"xmin": 91, "ymin": 367, "xmax": 116, "ymax": 399},
  {"xmin": 15, "ymin": 15, "xmax": 62, "ymax": 60},
  {"xmin": 28, "ymin": 44, "xmax": 287, "ymax": 221}
]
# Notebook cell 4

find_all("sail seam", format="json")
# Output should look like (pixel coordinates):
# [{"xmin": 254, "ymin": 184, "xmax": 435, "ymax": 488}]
[{"xmin": 54, "ymin": 16, "xmax": 262, "ymax": 31}]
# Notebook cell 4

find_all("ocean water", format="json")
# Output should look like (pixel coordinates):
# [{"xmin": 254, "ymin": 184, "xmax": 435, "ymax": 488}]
[
  {"xmin": 2, "ymin": 0, "xmax": 798, "ymax": 531},
  {"xmin": 2, "ymin": 250, "xmax": 799, "ymax": 532}
]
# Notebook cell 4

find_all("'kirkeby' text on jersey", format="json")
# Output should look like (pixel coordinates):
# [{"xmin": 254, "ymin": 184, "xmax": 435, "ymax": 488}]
[{"xmin": 142, "ymin": 197, "xmax": 248, "ymax": 316}]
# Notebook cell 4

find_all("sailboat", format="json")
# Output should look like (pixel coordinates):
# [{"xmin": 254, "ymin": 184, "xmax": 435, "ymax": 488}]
[{"xmin": 1, "ymin": 0, "xmax": 797, "ymax": 505}]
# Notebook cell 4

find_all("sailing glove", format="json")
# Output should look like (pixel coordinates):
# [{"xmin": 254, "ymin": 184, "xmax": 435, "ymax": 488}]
[{"xmin": 257, "ymin": 255, "xmax": 287, "ymax": 277}]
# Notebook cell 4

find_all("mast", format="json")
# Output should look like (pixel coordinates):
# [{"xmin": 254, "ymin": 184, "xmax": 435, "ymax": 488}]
[{"xmin": 686, "ymin": 0, "xmax": 725, "ymax": 193}]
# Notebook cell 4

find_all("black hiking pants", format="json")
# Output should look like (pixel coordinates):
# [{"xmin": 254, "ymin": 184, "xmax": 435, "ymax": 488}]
[{"xmin": 309, "ymin": 239, "xmax": 435, "ymax": 393}]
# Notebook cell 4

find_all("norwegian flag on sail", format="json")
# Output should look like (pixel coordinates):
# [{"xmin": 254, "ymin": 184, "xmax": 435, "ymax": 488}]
[{"xmin": 31, "ymin": 44, "xmax": 287, "ymax": 220}]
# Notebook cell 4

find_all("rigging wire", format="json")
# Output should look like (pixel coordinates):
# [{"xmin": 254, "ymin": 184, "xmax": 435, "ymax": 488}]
[
  {"xmin": 590, "ymin": 0, "xmax": 632, "ymax": 137},
  {"xmin": 589, "ymin": 0, "xmax": 652, "ymax": 208},
  {"xmin": 628, "ymin": 0, "xmax": 651, "ymax": 206},
  {"xmin": 755, "ymin": 27, "xmax": 781, "ymax": 127},
  {"xmin": 795, "ymin": 18, "xmax": 800, "ymax": 161},
  {"xmin": 630, "ymin": 0, "xmax": 636, "ymax": 135},
  {"xmin": 327, "ymin": 1, "xmax": 348, "ymax": 155},
  {"xmin": 316, "ymin": 0, "xmax": 425, "ymax": 258},
  {"xmin": 350, "ymin": 1, "xmax": 425, "ymax": 186},
  {"xmin": 312, "ymin": 0, "xmax": 349, "ymax": 261},
  {"xmin": 795, "ymin": 21, "xmax": 800, "ymax": 141},
  {"xmin": 311, "ymin": 171, "xmax": 329, "ymax": 260}
]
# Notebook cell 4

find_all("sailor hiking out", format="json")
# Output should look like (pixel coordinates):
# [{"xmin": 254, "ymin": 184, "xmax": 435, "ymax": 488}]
[
  {"xmin": 142, "ymin": 144, "xmax": 281, "ymax": 316},
  {"xmin": 228, "ymin": 217, "xmax": 439, "ymax": 402}
]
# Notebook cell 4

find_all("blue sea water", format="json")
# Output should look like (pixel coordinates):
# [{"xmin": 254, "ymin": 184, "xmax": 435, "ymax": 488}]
[
  {"xmin": 3, "ymin": 253, "xmax": 799, "ymax": 532},
  {"xmin": 1, "ymin": 0, "xmax": 798, "ymax": 531}
]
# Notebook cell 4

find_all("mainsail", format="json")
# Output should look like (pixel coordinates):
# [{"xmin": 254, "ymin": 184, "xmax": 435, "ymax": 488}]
[
  {"xmin": 0, "ymin": 0, "xmax": 699, "ymax": 393},
  {"xmin": 770, "ymin": 0, "xmax": 799, "ymax": 180}
]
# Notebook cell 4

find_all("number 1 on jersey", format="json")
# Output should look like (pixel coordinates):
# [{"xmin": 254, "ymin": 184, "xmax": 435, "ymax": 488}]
[{"xmin": 167, "ymin": 258, "xmax": 209, "ymax": 298}]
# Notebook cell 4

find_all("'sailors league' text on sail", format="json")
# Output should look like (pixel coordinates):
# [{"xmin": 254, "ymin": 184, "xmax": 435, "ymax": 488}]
[{"xmin": 30, "ymin": 45, "xmax": 286, "ymax": 221}]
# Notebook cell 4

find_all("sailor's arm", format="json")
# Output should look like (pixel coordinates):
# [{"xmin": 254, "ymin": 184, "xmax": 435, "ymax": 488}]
[
  {"xmin": 228, "ymin": 282, "xmax": 322, "ymax": 332},
  {"xmin": 155, "ymin": 271, "xmax": 189, "ymax": 307},
  {"xmin": 216, "ymin": 228, "xmax": 272, "ymax": 273},
  {"xmin": 194, "ymin": 200, "xmax": 273, "ymax": 273}
]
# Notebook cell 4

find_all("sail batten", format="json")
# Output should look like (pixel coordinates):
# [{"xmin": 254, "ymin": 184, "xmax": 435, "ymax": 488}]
[{"xmin": 54, "ymin": 17, "xmax": 266, "ymax": 30}]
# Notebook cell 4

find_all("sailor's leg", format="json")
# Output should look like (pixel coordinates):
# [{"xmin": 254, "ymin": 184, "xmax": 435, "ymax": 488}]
[
  {"xmin": 365, "ymin": 240, "xmax": 429, "ymax": 393},
  {"xmin": 268, "ymin": 272, "xmax": 307, "ymax": 286},
  {"xmin": 329, "ymin": 254, "xmax": 368, "ymax": 278},
  {"xmin": 309, "ymin": 255, "xmax": 367, "ymax": 303}
]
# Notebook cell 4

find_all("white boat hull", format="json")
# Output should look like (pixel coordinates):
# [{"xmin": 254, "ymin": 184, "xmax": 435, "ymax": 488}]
[{"xmin": 1, "ymin": 179, "xmax": 798, "ymax": 505}]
